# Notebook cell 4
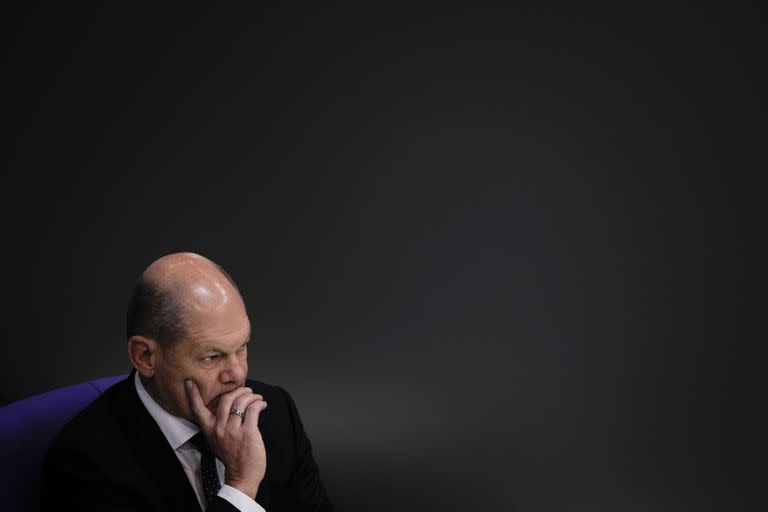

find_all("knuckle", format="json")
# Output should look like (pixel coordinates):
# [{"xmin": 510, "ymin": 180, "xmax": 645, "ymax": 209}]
[{"xmin": 247, "ymin": 400, "xmax": 266, "ymax": 412}]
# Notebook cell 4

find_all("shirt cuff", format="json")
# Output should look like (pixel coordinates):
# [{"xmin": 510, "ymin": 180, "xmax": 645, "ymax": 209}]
[{"xmin": 218, "ymin": 484, "xmax": 266, "ymax": 512}]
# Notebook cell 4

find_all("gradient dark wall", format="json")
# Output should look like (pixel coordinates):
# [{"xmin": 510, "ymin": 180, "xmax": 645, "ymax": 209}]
[{"xmin": 2, "ymin": 5, "xmax": 763, "ymax": 511}]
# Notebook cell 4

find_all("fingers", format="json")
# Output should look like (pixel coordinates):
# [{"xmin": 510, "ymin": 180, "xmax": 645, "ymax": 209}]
[
  {"xmin": 227, "ymin": 394, "xmax": 265, "ymax": 432},
  {"xmin": 185, "ymin": 380, "xmax": 214, "ymax": 431},
  {"xmin": 243, "ymin": 399, "xmax": 268, "ymax": 430},
  {"xmin": 230, "ymin": 393, "xmax": 264, "ymax": 418},
  {"xmin": 216, "ymin": 387, "xmax": 254, "ymax": 426},
  {"xmin": 187, "ymin": 383, "xmax": 267, "ymax": 438}
]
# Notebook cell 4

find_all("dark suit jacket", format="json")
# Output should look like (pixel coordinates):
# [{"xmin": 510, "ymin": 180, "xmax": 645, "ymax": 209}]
[{"xmin": 41, "ymin": 371, "xmax": 333, "ymax": 511}]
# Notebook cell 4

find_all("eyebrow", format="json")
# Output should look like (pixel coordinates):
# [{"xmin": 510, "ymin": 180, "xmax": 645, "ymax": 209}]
[{"xmin": 198, "ymin": 339, "xmax": 250, "ymax": 354}]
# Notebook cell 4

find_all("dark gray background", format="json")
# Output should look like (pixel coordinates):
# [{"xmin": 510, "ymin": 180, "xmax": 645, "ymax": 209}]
[{"xmin": 2, "ymin": 4, "xmax": 764, "ymax": 511}]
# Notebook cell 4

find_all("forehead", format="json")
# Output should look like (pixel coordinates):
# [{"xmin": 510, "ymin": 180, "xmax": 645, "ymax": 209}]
[
  {"xmin": 189, "ymin": 320, "xmax": 250, "ymax": 348},
  {"xmin": 182, "ymin": 281, "xmax": 249, "ymax": 329}
]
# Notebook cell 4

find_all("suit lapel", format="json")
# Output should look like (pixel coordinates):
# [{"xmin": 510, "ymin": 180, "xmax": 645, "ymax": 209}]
[{"xmin": 110, "ymin": 371, "xmax": 202, "ymax": 511}]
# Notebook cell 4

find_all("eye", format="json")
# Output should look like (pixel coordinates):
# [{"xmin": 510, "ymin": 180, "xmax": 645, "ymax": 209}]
[{"xmin": 201, "ymin": 354, "xmax": 220, "ymax": 364}]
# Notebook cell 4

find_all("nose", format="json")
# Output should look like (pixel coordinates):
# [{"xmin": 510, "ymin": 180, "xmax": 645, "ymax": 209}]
[{"xmin": 219, "ymin": 354, "xmax": 247, "ymax": 385}]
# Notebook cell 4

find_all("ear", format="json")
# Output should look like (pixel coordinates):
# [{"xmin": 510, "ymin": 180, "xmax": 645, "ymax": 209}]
[{"xmin": 128, "ymin": 335, "xmax": 160, "ymax": 378}]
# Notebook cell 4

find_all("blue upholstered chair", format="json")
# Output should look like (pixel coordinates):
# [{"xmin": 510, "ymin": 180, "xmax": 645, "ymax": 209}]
[{"xmin": 0, "ymin": 375, "xmax": 127, "ymax": 511}]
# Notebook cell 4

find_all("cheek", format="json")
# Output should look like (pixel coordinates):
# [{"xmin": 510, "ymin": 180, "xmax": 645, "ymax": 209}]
[{"xmin": 197, "ymin": 378, "xmax": 222, "ymax": 405}]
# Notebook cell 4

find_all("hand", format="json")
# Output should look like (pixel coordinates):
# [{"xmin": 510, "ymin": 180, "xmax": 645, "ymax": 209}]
[{"xmin": 185, "ymin": 381, "xmax": 268, "ymax": 498}]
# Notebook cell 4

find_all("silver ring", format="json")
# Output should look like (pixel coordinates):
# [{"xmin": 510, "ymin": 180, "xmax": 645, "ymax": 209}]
[{"xmin": 230, "ymin": 408, "xmax": 245, "ymax": 419}]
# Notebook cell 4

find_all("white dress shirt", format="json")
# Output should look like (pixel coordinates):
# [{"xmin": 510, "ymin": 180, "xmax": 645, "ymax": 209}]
[{"xmin": 134, "ymin": 373, "xmax": 266, "ymax": 512}]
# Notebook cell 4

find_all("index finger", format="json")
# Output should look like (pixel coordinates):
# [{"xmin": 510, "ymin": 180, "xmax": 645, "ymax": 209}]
[{"xmin": 185, "ymin": 379, "xmax": 214, "ymax": 431}]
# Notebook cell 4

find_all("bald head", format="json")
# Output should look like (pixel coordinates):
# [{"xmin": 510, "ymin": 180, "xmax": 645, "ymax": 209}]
[{"xmin": 126, "ymin": 253, "xmax": 243, "ymax": 346}]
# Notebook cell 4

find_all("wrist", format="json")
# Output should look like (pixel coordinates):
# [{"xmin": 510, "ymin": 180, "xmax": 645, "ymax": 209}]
[{"xmin": 224, "ymin": 478, "xmax": 261, "ymax": 499}]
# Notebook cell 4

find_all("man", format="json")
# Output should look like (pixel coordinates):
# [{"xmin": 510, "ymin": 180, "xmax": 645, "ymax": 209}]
[{"xmin": 42, "ymin": 252, "xmax": 333, "ymax": 511}]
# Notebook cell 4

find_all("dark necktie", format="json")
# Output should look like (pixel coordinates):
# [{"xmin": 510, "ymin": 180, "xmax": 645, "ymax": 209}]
[{"xmin": 190, "ymin": 432, "xmax": 221, "ymax": 506}]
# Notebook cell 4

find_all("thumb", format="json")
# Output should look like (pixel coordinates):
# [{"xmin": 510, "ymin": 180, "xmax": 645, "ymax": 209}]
[{"xmin": 185, "ymin": 380, "xmax": 214, "ymax": 431}]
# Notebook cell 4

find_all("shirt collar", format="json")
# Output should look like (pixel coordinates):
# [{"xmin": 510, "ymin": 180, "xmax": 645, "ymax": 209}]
[{"xmin": 134, "ymin": 371, "xmax": 199, "ymax": 450}]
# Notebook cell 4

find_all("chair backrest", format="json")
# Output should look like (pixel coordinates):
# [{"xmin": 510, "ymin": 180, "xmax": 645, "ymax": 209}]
[{"xmin": 0, "ymin": 375, "xmax": 127, "ymax": 512}]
